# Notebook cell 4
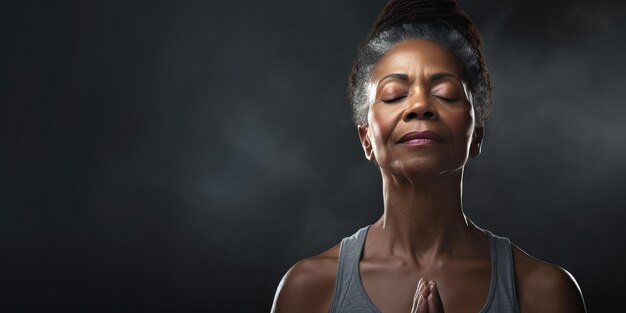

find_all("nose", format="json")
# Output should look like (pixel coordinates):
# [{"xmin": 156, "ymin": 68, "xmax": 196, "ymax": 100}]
[{"xmin": 401, "ymin": 94, "xmax": 438, "ymax": 122}]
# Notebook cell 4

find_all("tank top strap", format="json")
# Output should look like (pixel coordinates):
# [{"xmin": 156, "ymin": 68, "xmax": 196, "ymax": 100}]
[
  {"xmin": 483, "ymin": 230, "xmax": 521, "ymax": 313},
  {"xmin": 328, "ymin": 225, "xmax": 370, "ymax": 313}
]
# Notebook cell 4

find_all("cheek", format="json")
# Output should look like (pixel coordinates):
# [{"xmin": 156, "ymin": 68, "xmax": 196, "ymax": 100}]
[
  {"xmin": 446, "ymin": 106, "xmax": 475, "ymax": 147},
  {"xmin": 367, "ymin": 106, "xmax": 397, "ymax": 147}
]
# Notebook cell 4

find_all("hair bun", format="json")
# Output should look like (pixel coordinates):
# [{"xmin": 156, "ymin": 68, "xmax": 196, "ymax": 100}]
[{"xmin": 369, "ymin": 0, "xmax": 481, "ymax": 56}]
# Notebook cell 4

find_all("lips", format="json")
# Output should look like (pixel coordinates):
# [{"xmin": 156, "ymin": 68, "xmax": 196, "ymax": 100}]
[{"xmin": 397, "ymin": 131, "xmax": 444, "ymax": 144}]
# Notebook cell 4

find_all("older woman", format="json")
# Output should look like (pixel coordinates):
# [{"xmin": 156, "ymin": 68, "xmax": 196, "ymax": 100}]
[{"xmin": 272, "ymin": 1, "xmax": 586, "ymax": 312}]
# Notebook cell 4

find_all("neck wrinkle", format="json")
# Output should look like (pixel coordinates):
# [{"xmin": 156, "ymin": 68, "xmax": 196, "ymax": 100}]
[{"xmin": 372, "ymin": 169, "xmax": 474, "ymax": 264}]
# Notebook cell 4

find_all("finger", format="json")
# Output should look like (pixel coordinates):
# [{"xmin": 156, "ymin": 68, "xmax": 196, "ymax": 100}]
[
  {"xmin": 411, "ymin": 278, "xmax": 424, "ymax": 313},
  {"xmin": 416, "ymin": 294, "xmax": 429, "ymax": 313},
  {"xmin": 427, "ymin": 280, "xmax": 445, "ymax": 313},
  {"xmin": 420, "ymin": 280, "xmax": 431, "ymax": 299},
  {"xmin": 416, "ymin": 278, "xmax": 430, "ymax": 313}
]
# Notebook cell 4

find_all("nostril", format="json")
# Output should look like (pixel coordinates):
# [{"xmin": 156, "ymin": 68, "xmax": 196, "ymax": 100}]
[
  {"xmin": 424, "ymin": 111, "xmax": 434, "ymax": 118},
  {"xmin": 406, "ymin": 112, "xmax": 418, "ymax": 119}
]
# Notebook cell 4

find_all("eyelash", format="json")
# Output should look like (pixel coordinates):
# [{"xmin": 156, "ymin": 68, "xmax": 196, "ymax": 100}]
[
  {"xmin": 382, "ymin": 95, "xmax": 459, "ymax": 104},
  {"xmin": 434, "ymin": 95, "xmax": 459, "ymax": 102},
  {"xmin": 382, "ymin": 95, "xmax": 406, "ymax": 104}
]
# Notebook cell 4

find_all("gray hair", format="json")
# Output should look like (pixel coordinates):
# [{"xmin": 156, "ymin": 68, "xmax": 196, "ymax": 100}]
[{"xmin": 349, "ymin": 23, "xmax": 491, "ymax": 127}]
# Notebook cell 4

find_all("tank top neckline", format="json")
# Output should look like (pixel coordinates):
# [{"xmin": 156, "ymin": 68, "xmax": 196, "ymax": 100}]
[{"xmin": 351, "ymin": 225, "xmax": 498, "ymax": 313}]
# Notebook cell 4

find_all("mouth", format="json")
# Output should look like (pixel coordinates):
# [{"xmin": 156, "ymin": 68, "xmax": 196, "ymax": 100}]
[{"xmin": 397, "ymin": 131, "xmax": 444, "ymax": 145}]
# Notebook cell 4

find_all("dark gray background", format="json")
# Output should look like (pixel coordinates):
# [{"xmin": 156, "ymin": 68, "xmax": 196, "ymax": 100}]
[{"xmin": 2, "ymin": 0, "xmax": 624, "ymax": 311}]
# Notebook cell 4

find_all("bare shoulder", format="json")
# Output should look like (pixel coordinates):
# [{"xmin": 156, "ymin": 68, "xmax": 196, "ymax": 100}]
[
  {"xmin": 511, "ymin": 244, "xmax": 587, "ymax": 313},
  {"xmin": 271, "ymin": 243, "xmax": 341, "ymax": 313}
]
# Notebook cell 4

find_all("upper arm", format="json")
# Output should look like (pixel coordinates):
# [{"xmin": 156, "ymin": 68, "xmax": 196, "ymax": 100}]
[
  {"xmin": 271, "ymin": 257, "xmax": 337, "ymax": 313},
  {"xmin": 514, "ymin": 247, "xmax": 587, "ymax": 313},
  {"xmin": 529, "ymin": 265, "xmax": 586, "ymax": 313}
]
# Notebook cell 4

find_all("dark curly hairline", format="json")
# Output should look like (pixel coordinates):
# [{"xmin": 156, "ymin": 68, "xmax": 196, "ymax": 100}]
[{"xmin": 349, "ymin": 23, "xmax": 492, "ymax": 127}]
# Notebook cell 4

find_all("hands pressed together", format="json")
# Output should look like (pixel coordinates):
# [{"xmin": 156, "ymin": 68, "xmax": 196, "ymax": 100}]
[{"xmin": 410, "ymin": 278, "xmax": 445, "ymax": 313}]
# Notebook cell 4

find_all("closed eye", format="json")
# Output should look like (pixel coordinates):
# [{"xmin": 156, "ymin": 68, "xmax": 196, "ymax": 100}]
[
  {"xmin": 433, "ymin": 95, "xmax": 459, "ymax": 102},
  {"xmin": 382, "ymin": 95, "xmax": 406, "ymax": 104}
]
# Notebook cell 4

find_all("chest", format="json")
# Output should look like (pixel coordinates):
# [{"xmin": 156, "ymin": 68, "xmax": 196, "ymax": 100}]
[{"xmin": 359, "ymin": 259, "xmax": 492, "ymax": 313}]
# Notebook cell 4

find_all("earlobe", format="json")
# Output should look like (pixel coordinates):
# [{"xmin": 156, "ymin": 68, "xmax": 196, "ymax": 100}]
[
  {"xmin": 470, "ymin": 127, "xmax": 483, "ymax": 159},
  {"xmin": 358, "ymin": 125, "xmax": 375, "ymax": 161}
]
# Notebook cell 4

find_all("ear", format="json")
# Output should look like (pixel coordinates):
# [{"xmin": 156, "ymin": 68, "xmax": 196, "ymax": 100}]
[
  {"xmin": 358, "ymin": 125, "xmax": 375, "ymax": 161},
  {"xmin": 469, "ymin": 126, "xmax": 483, "ymax": 159}
]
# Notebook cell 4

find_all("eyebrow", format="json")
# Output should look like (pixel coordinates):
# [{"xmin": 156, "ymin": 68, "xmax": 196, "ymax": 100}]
[
  {"xmin": 378, "ymin": 73, "xmax": 409, "ymax": 84},
  {"xmin": 430, "ymin": 72, "xmax": 462, "ymax": 83},
  {"xmin": 377, "ymin": 72, "xmax": 462, "ymax": 85}
]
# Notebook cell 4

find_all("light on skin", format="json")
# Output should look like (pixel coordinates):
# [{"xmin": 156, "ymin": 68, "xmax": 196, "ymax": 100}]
[
  {"xmin": 271, "ymin": 38, "xmax": 586, "ymax": 313},
  {"xmin": 358, "ymin": 39, "xmax": 483, "ymax": 238},
  {"xmin": 352, "ymin": 39, "xmax": 488, "ymax": 312}
]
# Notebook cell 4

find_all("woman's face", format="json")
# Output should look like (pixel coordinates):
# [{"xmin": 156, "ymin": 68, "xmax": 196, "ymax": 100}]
[{"xmin": 358, "ymin": 39, "xmax": 483, "ymax": 178}]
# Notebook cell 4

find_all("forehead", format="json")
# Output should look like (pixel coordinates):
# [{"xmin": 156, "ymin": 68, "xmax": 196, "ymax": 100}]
[{"xmin": 371, "ymin": 39, "xmax": 466, "ymax": 82}]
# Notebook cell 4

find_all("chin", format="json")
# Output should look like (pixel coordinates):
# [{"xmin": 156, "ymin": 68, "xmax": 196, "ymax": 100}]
[
  {"xmin": 382, "ymin": 156, "xmax": 466, "ymax": 179},
  {"xmin": 387, "ymin": 159, "xmax": 445, "ymax": 177}
]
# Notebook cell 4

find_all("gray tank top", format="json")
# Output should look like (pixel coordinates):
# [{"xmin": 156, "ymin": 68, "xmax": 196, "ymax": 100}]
[{"xmin": 328, "ymin": 225, "xmax": 520, "ymax": 313}]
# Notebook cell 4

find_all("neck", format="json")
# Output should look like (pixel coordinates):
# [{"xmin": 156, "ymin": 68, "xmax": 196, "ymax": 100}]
[{"xmin": 368, "ymin": 169, "xmax": 478, "ymax": 263}]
